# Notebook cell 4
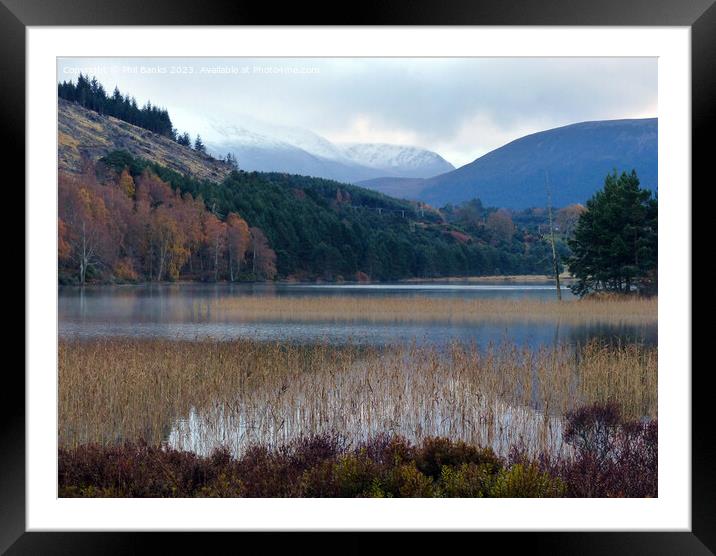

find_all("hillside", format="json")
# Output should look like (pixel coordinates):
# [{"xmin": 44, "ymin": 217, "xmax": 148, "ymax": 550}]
[
  {"xmin": 96, "ymin": 151, "xmax": 558, "ymax": 282},
  {"xmin": 358, "ymin": 118, "xmax": 657, "ymax": 209},
  {"xmin": 58, "ymin": 96, "xmax": 564, "ymax": 283},
  {"xmin": 58, "ymin": 98, "xmax": 233, "ymax": 183}
]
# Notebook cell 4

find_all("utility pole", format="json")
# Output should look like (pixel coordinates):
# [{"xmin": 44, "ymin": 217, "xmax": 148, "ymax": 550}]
[{"xmin": 545, "ymin": 171, "xmax": 562, "ymax": 301}]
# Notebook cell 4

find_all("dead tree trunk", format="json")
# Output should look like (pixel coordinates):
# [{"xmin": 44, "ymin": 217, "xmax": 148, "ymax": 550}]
[{"xmin": 546, "ymin": 173, "xmax": 562, "ymax": 301}]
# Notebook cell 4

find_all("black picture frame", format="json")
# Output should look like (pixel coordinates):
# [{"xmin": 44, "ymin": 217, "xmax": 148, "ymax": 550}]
[{"xmin": 4, "ymin": 0, "xmax": 709, "ymax": 553}]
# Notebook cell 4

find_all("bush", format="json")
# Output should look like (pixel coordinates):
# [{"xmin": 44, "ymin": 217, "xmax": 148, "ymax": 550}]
[
  {"xmin": 300, "ymin": 452, "xmax": 381, "ymax": 497},
  {"xmin": 439, "ymin": 463, "xmax": 496, "ymax": 497},
  {"xmin": 556, "ymin": 403, "xmax": 658, "ymax": 497},
  {"xmin": 564, "ymin": 402, "xmax": 622, "ymax": 464},
  {"xmin": 383, "ymin": 463, "xmax": 437, "ymax": 497},
  {"xmin": 415, "ymin": 437, "xmax": 501, "ymax": 479},
  {"xmin": 59, "ymin": 409, "xmax": 656, "ymax": 498},
  {"xmin": 489, "ymin": 464, "xmax": 565, "ymax": 498}
]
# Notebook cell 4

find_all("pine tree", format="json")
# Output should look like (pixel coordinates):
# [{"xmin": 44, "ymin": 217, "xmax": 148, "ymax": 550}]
[
  {"xmin": 567, "ymin": 170, "xmax": 657, "ymax": 297},
  {"xmin": 177, "ymin": 132, "xmax": 191, "ymax": 147},
  {"xmin": 194, "ymin": 135, "xmax": 206, "ymax": 154}
]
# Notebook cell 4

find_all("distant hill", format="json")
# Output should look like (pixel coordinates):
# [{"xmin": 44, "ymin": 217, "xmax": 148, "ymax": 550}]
[
  {"xmin": 354, "ymin": 177, "xmax": 428, "ymax": 200},
  {"xmin": 358, "ymin": 119, "xmax": 657, "ymax": 209}
]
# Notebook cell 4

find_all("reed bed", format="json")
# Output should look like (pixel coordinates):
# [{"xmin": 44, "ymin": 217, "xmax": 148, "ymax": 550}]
[
  {"xmin": 59, "ymin": 338, "xmax": 656, "ymax": 459},
  {"xmin": 201, "ymin": 295, "xmax": 657, "ymax": 324}
]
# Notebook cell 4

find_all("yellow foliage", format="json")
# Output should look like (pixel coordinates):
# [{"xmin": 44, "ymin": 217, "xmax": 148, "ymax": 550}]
[{"xmin": 119, "ymin": 168, "xmax": 136, "ymax": 198}]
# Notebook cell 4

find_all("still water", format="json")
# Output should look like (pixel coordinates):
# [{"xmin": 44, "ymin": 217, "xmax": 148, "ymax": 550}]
[{"xmin": 58, "ymin": 282, "xmax": 656, "ymax": 348}]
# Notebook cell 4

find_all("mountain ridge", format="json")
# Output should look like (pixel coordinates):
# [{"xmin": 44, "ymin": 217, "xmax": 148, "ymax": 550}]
[
  {"xmin": 422, "ymin": 117, "xmax": 657, "ymax": 208},
  {"xmin": 358, "ymin": 118, "xmax": 657, "ymax": 209}
]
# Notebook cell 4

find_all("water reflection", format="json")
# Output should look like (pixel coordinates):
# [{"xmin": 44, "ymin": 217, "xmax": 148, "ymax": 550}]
[{"xmin": 59, "ymin": 283, "xmax": 655, "ymax": 349}]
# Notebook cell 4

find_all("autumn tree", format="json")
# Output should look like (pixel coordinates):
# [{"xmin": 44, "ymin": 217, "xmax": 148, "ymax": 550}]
[
  {"xmin": 203, "ymin": 213, "xmax": 227, "ymax": 281},
  {"xmin": 58, "ymin": 219, "xmax": 71, "ymax": 262},
  {"xmin": 486, "ymin": 209, "xmax": 515, "ymax": 244},
  {"xmin": 249, "ymin": 227, "xmax": 277, "ymax": 280},
  {"xmin": 58, "ymin": 174, "xmax": 114, "ymax": 284},
  {"xmin": 149, "ymin": 205, "xmax": 189, "ymax": 281},
  {"xmin": 118, "ymin": 168, "xmax": 136, "ymax": 198},
  {"xmin": 136, "ymin": 169, "xmax": 173, "ymax": 207},
  {"xmin": 226, "ymin": 213, "xmax": 250, "ymax": 281},
  {"xmin": 173, "ymin": 192, "xmax": 206, "ymax": 278}
]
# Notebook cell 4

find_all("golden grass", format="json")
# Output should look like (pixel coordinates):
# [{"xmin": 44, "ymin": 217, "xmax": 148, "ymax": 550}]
[
  {"xmin": 203, "ymin": 295, "xmax": 657, "ymax": 324},
  {"xmin": 59, "ymin": 338, "xmax": 656, "ymax": 458},
  {"xmin": 58, "ymin": 131, "xmax": 79, "ymax": 149}
]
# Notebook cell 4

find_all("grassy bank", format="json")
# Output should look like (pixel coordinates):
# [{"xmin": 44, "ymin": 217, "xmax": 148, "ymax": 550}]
[
  {"xmin": 399, "ymin": 274, "xmax": 575, "ymax": 283},
  {"xmin": 59, "ymin": 403, "xmax": 657, "ymax": 498},
  {"xmin": 204, "ymin": 295, "xmax": 656, "ymax": 324},
  {"xmin": 59, "ymin": 338, "xmax": 657, "ymax": 457}
]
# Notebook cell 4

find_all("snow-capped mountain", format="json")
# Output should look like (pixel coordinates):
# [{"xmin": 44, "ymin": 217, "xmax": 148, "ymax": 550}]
[
  {"xmin": 341, "ymin": 143, "xmax": 455, "ymax": 179},
  {"xmin": 206, "ymin": 118, "xmax": 454, "ymax": 183}
]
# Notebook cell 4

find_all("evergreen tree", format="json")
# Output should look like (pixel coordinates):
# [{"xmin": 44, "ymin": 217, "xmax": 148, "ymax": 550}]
[
  {"xmin": 567, "ymin": 170, "xmax": 657, "ymax": 297},
  {"xmin": 177, "ymin": 132, "xmax": 192, "ymax": 147},
  {"xmin": 194, "ymin": 135, "xmax": 207, "ymax": 154},
  {"xmin": 58, "ymin": 75, "xmax": 175, "ymax": 137},
  {"xmin": 225, "ymin": 152, "xmax": 239, "ymax": 170}
]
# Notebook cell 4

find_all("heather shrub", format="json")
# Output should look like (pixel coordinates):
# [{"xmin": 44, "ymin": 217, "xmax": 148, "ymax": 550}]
[
  {"xmin": 243, "ymin": 434, "xmax": 348, "ymax": 497},
  {"xmin": 564, "ymin": 402, "xmax": 622, "ymax": 464},
  {"xmin": 359, "ymin": 434, "xmax": 415, "ymax": 467},
  {"xmin": 489, "ymin": 463, "xmax": 565, "ymax": 498},
  {"xmin": 438, "ymin": 463, "xmax": 496, "ymax": 497},
  {"xmin": 58, "ymin": 441, "xmax": 216, "ymax": 497},
  {"xmin": 287, "ymin": 434, "xmax": 348, "ymax": 469},
  {"xmin": 415, "ymin": 437, "xmax": 501, "ymax": 479},
  {"xmin": 382, "ymin": 463, "xmax": 437, "ymax": 497},
  {"xmin": 557, "ymin": 403, "xmax": 657, "ymax": 497},
  {"xmin": 300, "ymin": 452, "xmax": 382, "ymax": 497},
  {"xmin": 58, "ymin": 411, "xmax": 656, "ymax": 498}
]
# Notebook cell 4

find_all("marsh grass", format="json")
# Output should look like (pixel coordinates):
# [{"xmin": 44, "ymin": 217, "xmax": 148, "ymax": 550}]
[
  {"xmin": 200, "ymin": 295, "xmax": 657, "ymax": 324},
  {"xmin": 59, "ymin": 338, "xmax": 656, "ymax": 458}
]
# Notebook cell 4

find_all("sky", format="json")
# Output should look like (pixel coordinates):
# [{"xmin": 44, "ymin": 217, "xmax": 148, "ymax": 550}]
[{"xmin": 57, "ymin": 57, "xmax": 657, "ymax": 168}]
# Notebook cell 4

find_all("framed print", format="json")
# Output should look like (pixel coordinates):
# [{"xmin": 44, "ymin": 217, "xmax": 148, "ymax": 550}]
[{"xmin": 4, "ymin": 0, "xmax": 711, "ymax": 553}]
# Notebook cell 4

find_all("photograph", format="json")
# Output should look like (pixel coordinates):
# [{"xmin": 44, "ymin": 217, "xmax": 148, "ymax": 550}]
[
  {"xmin": 3, "ymin": 4, "xmax": 706, "ymax": 549},
  {"xmin": 56, "ymin": 56, "xmax": 659, "ymax": 499}
]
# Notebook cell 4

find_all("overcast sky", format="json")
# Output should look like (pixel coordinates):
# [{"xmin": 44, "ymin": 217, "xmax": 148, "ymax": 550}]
[{"xmin": 58, "ymin": 57, "xmax": 657, "ymax": 167}]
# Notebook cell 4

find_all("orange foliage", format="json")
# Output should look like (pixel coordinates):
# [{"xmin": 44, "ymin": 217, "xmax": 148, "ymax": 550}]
[
  {"xmin": 249, "ymin": 227, "xmax": 277, "ymax": 280},
  {"xmin": 226, "ymin": 213, "xmax": 250, "ymax": 281},
  {"xmin": 58, "ymin": 218, "xmax": 71, "ymax": 262},
  {"xmin": 58, "ymin": 163, "xmax": 261, "ymax": 283}
]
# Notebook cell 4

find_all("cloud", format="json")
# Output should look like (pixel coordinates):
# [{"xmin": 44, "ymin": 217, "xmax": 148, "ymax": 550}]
[
  {"xmin": 324, "ymin": 115, "xmax": 421, "ymax": 148},
  {"xmin": 57, "ymin": 57, "xmax": 657, "ymax": 167}
]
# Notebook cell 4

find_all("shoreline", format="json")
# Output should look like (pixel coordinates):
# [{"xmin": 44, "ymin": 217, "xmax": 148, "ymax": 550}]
[
  {"xmin": 398, "ymin": 274, "xmax": 575, "ymax": 284},
  {"xmin": 59, "ymin": 274, "xmax": 576, "ymax": 288}
]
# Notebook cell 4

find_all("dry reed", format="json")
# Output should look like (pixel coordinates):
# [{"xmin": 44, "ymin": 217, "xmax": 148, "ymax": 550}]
[
  {"xmin": 201, "ymin": 295, "xmax": 657, "ymax": 324},
  {"xmin": 59, "ymin": 338, "xmax": 656, "ymax": 459}
]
